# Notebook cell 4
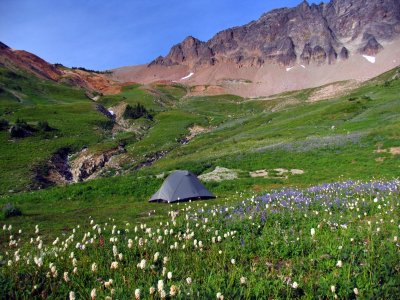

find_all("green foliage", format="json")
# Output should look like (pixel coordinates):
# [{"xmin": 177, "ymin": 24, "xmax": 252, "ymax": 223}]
[
  {"xmin": 37, "ymin": 120, "xmax": 52, "ymax": 132},
  {"xmin": 94, "ymin": 119, "xmax": 115, "ymax": 131},
  {"xmin": 9, "ymin": 119, "xmax": 35, "ymax": 138},
  {"xmin": 70, "ymin": 66, "xmax": 112, "ymax": 74},
  {"xmin": 123, "ymin": 103, "xmax": 153, "ymax": 120},
  {"xmin": 383, "ymin": 80, "xmax": 391, "ymax": 87},
  {"xmin": 2, "ymin": 203, "xmax": 22, "ymax": 218}
]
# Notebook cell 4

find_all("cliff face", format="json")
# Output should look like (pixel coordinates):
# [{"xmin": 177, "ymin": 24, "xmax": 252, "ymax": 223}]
[{"xmin": 150, "ymin": 0, "xmax": 400, "ymax": 68}]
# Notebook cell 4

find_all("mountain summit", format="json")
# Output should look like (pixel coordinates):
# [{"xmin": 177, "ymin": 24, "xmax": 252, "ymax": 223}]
[
  {"xmin": 113, "ymin": 0, "xmax": 400, "ymax": 97},
  {"xmin": 151, "ymin": 0, "xmax": 400, "ymax": 68}
]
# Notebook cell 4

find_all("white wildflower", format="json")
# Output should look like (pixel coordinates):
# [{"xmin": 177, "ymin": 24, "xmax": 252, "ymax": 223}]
[
  {"xmin": 63, "ymin": 272, "xmax": 70, "ymax": 282},
  {"xmin": 69, "ymin": 291, "xmax": 76, "ymax": 300},
  {"xmin": 110, "ymin": 261, "xmax": 118, "ymax": 269},
  {"xmin": 157, "ymin": 280, "xmax": 164, "ymax": 292},
  {"xmin": 170, "ymin": 285, "xmax": 178, "ymax": 296},
  {"xmin": 154, "ymin": 252, "xmax": 160, "ymax": 262},
  {"xmin": 139, "ymin": 259, "xmax": 146, "ymax": 270},
  {"xmin": 135, "ymin": 288, "xmax": 140, "ymax": 300},
  {"xmin": 149, "ymin": 286, "xmax": 156, "ymax": 295}
]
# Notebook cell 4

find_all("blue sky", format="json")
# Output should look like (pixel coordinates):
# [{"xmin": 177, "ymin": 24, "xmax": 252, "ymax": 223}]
[{"xmin": 0, "ymin": 0, "xmax": 320, "ymax": 70}]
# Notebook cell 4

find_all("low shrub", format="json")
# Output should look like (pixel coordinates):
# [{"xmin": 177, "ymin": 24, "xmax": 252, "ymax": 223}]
[
  {"xmin": 0, "ymin": 118, "xmax": 9, "ymax": 130},
  {"xmin": 38, "ymin": 120, "xmax": 52, "ymax": 131},
  {"xmin": 2, "ymin": 203, "xmax": 22, "ymax": 218}
]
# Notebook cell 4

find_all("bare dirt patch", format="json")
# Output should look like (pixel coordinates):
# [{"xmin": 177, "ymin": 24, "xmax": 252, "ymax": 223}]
[
  {"xmin": 374, "ymin": 149, "xmax": 388, "ymax": 154},
  {"xmin": 307, "ymin": 80, "xmax": 360, "ymax": 102},
  {"xmin": 290, "ymin": 169, "xmax": 305, "ymax": 175},
  {"xmin": 181, "ymin": 125, "xmax": 213, "ymax": 144},
  {"xmin": 373, "ymin": 146, "xmax": 400, "ymax": 156},
  {"xmin": 249, "ymin": 170, "xmax": 268, "ymax": 178},
  {"xmin": 389, "ymin": 147, "xmax": 400, "ymax": 155},
  {"xmin": 199, "ymin": 166, "xmax": 238, "ymax": 182},
  {"xmin": 188, "ymin": 85, "xmax": 226, "ymax": 96},
  {"xmin": 249, "ymin": 168, "xmax": 304, "ymax": 179}
]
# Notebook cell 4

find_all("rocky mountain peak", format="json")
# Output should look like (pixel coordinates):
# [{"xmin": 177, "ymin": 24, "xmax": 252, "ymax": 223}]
[
  {"xmin": 298, "ymin": 0, "xmax": 310, "ymax": 11},
  {"xmin": 149, "ymin": 0, "xmax": 400, "ymax": 69}
]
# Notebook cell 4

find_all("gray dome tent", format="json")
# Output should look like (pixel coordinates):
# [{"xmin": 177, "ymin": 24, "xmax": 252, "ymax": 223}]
[{"xmin": 149, "ymin": 170, "xmax": 215, "ymax": 203}]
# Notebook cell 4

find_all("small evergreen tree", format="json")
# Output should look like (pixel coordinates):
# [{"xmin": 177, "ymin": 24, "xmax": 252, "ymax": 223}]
[{"xmin": 123, "ymin": 103, "xmax": 153, "ymax": 120}]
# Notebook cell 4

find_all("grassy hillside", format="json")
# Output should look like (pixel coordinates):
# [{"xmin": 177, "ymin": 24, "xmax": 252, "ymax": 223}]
[
  {"xmin": 0, "ymin": 68, "xmax": 191, "ymax": 194},
  {"xmin": 0, "ymin": 66, "xmax": 398, "ymax": 233},
  {"xmin": 0, "ymin": 65, "xmax": 399, "ymax": 298}
]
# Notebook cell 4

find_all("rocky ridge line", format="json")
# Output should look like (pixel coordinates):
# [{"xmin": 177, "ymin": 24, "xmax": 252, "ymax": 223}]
[{"xmin": 150, "ymin": 0, "xmax": 400, "ymax": 68}]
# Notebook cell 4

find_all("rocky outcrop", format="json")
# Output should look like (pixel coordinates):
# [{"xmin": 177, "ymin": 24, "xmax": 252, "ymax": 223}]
[
  {"xmin": 32, "ymin": 148, "xmax": 72, "ymax": 189},
  {"xmin": 312, "ymin": 46, "xmax": 327, "ymax": 65},
  {"xmin": 31, "ymin": 145, "xmax": 127, "ymax": 188},
  {"xmin": 149, "ymin": 0, "xmax": 400, "ymax": 68},
  {"xmin": 339, "ymin": 47, "xmax": 349, "ymax": 60},
  {"xmin": 359, "ymin": 35, "xmax": 384, "ymax": 55},
  {"xmin": 134, "ymin": 150, "xmax": 169, "ymax": 170},
  {"xmin": 71, "ymin": 145, "xmax": 126, "ymax": 182}
]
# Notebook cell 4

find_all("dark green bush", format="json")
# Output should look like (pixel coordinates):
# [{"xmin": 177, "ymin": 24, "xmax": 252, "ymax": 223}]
[
  {"xmin": 10, "ymin": 119, "xmax": 34, "ymax": 138},
  {"xmin": 0, "ymin": 118, "xmax": 8, "ymax": 130},
  {"xmin": 2, "ymin": 203, "xmax": 22, "ymax": 218},
  {"xmin": 383, "ymin": 80, "xmax": 391, "ymax": 87},
  {"xmin": 123, "ymin": 103, "xmax": 153, "ymax": 120},
  {"xmin": 38, "ymin": 120, "xmax": 52, "ymax": 131},
  {"xmin": 95, "ymin": 119, "xmax": 115, "ymax": 131}
]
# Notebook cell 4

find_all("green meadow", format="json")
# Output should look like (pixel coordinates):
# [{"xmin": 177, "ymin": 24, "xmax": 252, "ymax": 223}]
[
  {"xmin": 0, "ymin": 65, "xmax": 399, "ymax": 229},
  {"xmin": 0, "ymin": 65, "xmax": 399, "ymax": 298}
]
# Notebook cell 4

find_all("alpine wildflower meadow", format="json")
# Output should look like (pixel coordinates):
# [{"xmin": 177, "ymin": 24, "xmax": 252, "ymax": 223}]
[{"xmin": 0, "ymin": 179, "xmax": 399, "ymax": 299}]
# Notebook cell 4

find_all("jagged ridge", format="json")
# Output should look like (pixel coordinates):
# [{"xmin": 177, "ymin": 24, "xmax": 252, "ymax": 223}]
[{"xmin": 150, "ymin": 0, "xmax": 400, "ymax": 68}]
